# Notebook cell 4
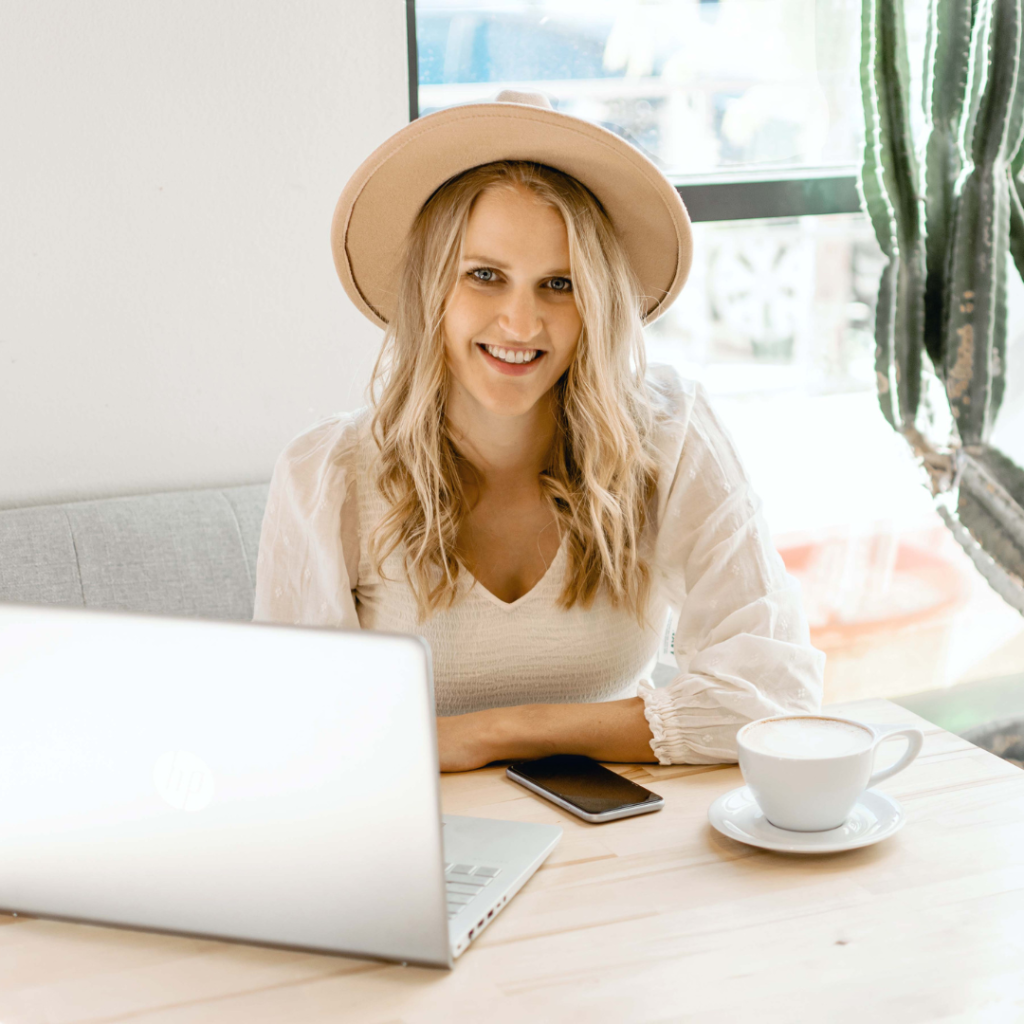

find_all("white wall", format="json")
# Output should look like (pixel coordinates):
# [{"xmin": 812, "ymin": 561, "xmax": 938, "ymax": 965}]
[{"xmin": 0, "ymin": 2, "xmax": 409, "ymax": 508}]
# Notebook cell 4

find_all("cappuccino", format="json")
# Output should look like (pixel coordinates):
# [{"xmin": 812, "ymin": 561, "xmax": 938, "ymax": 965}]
[{"xmin": 742, "ymin": 717, "xmax": 873, "ymax": 759}]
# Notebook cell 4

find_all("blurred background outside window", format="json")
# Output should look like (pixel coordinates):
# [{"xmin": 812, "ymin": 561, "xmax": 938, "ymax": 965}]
[{"xmin": 414, "ymin": 0, "xmax": 1024, "ymax": 704}]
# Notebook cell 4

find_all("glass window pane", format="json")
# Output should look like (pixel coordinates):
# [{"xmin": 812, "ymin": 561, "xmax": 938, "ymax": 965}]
[
  {"xmin": 416, "ymin": 0, "xmax": 928, "ymax": 178},
  {"xmin": 648, "ymin": 212, "xmax": 1024, "ymax": 701}
]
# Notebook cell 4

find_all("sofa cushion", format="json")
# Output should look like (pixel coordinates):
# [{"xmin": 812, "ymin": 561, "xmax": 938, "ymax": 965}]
[
  {"xmin": 0, "ymin": 506, "xmax": 84, "ymax": 606},
  {"xmin": 0, "ymin": 484, "xmax": 269, "ymax": 621}
]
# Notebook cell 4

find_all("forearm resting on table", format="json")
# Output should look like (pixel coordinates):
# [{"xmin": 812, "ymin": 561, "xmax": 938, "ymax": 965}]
[{"xmin": 436, "ymin": 697, "xmax": 656, "ymax": 772}]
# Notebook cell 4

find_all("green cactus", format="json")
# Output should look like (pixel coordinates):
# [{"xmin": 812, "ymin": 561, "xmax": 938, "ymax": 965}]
[
  {"xmin": 921, "ymin": 0, "xmax": 973, "ymax": 367},
  {"xmin": 860, "ymin": 0, "xmax": 927, "ymax": 428},
  {"xmin": 860, "ymin": 0, "xmax": 1024, "ymax": 611}
]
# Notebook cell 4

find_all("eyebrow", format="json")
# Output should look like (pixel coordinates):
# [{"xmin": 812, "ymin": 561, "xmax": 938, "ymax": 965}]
[{"xmin": 462, "ymin": 254, "xmax": 571, "ymax": 275}]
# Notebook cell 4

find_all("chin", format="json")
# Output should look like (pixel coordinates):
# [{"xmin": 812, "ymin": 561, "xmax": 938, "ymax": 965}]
[{"xmin": 477, "ymin": 384, "xmax": 545, "ymax": 418}]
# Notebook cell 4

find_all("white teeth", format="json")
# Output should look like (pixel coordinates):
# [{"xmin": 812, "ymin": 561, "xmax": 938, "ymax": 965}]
[{"xmin": 484, "ymin": 344, "xmax": 538, "ymax": 364}]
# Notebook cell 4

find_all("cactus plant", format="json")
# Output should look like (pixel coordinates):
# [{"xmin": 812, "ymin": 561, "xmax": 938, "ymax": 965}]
[{"xmin": 860, "ymin": 0, "xmax": 1024, "ymax": 612}]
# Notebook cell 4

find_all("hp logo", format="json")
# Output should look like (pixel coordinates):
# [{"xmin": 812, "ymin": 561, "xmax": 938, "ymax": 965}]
[{"xmin": 153, "ymin": 750, "xmax": 215, "ymax": 812}]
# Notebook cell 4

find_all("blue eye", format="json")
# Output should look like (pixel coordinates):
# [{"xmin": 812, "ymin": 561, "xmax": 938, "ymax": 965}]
[
  {"xmin": 470, "ymin": 268, "xmax": 497, "ymax": 283},
  {"xmin": 548, "ymin": 277, "xmax": 573, "ymax": 293}
]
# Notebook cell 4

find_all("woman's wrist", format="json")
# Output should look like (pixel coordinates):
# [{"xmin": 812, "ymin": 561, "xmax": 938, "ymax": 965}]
[{"xmin": 485, "ymin": 704, "xmax": 554, "ymax": 763}]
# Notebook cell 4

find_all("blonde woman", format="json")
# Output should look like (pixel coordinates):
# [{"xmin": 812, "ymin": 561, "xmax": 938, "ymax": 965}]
[{"xmin": 254, "ymin": 92, "xmax": 824, "ymax": 771}]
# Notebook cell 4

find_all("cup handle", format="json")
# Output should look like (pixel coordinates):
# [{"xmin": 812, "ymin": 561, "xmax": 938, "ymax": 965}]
[{"xmin": 867, "ymin": 727, "xmax": 924, "ymax": 788}]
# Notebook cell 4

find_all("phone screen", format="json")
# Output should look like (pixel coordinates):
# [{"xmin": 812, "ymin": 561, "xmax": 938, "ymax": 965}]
[{"xmin": 507, "ymin": 754, "xmax": 661, "ymax": 816}]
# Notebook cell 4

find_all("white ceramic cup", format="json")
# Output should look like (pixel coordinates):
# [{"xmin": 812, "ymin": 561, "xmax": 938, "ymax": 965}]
[{"xmin": 736, "ymin": 714, "xmax": 924, "ymax": 832}]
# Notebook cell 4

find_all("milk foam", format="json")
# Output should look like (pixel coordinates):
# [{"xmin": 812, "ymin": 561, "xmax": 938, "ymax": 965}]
[{"xmin": 743, "ymin": 718, "xmax": 872, "ymax": 759}]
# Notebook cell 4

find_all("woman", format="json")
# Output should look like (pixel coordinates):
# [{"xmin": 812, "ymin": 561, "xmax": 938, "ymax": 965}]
[{"xmin": 253, "ymin": 92, "xmax": 824, "ymax": 771}]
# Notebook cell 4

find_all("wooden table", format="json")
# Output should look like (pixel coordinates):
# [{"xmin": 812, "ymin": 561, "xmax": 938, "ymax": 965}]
[{"xmin": 5, "ymin": 698, "xmax": 1024, "ymax": 1023}]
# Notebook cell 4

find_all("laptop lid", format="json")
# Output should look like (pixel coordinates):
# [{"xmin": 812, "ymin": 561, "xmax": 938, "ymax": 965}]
[{"xmin": 0, "ymin": 602, "xmax": 452, "ymax": 967}]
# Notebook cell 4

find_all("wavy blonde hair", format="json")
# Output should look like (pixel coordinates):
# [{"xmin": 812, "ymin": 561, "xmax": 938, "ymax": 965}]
[{"xmin": 369, "ymin": 160, "xmax": 660, "ymax": 621}]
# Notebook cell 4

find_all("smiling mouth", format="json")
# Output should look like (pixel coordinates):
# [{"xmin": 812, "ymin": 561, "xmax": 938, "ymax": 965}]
[{"xmin": 478, "ymin": 343, "xmax": 544, "ymax": 365}]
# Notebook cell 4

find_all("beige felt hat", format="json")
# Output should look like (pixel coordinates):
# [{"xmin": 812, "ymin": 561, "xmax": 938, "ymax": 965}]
[{"xmin": 331, "ymin": 91, "xmax": 693, "ymax": 330}]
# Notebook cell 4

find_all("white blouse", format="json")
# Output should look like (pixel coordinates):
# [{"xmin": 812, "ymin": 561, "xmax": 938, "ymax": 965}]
[{"xmin": 252, "ymin": 366, "xmax": 824, "ymax": 764}]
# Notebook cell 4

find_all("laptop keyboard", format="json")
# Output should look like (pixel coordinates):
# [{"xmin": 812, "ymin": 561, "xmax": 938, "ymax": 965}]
[{"xmin": 445, "ymin": 862, "xmax": 502, "ymax": 919}]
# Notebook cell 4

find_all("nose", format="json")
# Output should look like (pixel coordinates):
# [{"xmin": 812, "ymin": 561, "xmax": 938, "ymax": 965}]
[{"xmin": 496, "ymin": 284, "xmax": 543, "ymax": 343}]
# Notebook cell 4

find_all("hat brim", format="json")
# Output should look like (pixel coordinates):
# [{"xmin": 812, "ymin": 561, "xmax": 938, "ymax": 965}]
[{"xmin": 331, "ymin": 101, "xmax": 693, "ymax": 330}]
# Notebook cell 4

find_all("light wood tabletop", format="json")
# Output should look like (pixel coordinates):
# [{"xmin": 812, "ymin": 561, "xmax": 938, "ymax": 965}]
[{"xmin": 4, "ymin": 697, "xmax": 1024, "ymax": 1024}]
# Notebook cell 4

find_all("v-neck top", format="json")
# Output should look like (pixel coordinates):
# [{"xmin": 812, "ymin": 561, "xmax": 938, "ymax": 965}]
[
  {"xmin": 464, "ymin": 536, "xmax": 566, "ymax": 611},
  {"xmin": 252, "ymin": 366, "xmax": 825, "ymax": 764}
]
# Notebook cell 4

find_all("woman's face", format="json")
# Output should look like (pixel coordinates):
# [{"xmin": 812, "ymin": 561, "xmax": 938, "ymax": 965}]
[{"xmin": 441, "ymin": 184, "xmax": 582, "ymax": 420}]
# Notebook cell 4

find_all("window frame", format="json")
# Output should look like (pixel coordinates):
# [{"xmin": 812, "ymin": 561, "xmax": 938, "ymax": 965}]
[{"xmin": 404, "ymin": 0, "xmax": 861, "ymax": 223}]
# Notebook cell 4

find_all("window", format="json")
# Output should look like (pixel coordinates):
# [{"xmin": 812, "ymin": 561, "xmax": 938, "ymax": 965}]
[
  {"xmin": 407, "ymin": 0, "xmax": 1024, "ymax": 700},
  {"xmin": 415, "ymin": 0, "xmax": 866, "ymax": 173}
]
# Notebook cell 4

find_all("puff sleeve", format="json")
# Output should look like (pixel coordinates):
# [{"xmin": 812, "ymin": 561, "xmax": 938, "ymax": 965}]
[
  {"xmin": 252, "ymin": 413, "xmax": 362, "ymax": 629},
  {"xmin": 638, "ymin": 371, "xmax": 825, "ymax": 764}
]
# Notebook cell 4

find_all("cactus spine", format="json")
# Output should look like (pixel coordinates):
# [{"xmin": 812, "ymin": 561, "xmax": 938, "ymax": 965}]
[{"xmin": 860, "ymin": 0, "xmax": 1024, "ymax": 610}]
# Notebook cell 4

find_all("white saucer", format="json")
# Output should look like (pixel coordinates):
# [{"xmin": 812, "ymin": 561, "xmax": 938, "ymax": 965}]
[{"xmin": 707, "ymin": 786, "xmax": 906, "ymax": 854}]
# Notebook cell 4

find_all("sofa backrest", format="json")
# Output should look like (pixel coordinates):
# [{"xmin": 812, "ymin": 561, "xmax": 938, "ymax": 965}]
[{"xmin": 0, "ymin": 484, "xmax": 269, "ymax": 621}]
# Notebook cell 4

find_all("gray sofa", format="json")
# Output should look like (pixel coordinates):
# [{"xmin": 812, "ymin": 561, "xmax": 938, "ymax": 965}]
[{"xmin": 0, "ymin": 484, "xmax": 269, "ymax": 620}]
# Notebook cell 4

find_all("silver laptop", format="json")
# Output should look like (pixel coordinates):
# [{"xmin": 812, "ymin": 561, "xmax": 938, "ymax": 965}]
[{"xmin": 0, "ymin": 602, "xmax": 561, "ymax": 968}]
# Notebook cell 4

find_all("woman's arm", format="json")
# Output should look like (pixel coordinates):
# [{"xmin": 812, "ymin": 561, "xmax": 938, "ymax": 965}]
[
  {"xmin": 436, "ymin": 698, "xmax": 655, "ymax": 772},
  {"xmin": 635, "ymin": 377, "xmax": 824, "ymax": 765},
  {"xmin": 253, "ymin": 415, "xmax": 362, "ymax": 628}
]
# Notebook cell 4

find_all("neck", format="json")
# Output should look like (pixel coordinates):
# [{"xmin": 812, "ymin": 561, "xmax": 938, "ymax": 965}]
[{"xmin": 445, "ymin": 380, "xmax": 557, "ymax": 489}]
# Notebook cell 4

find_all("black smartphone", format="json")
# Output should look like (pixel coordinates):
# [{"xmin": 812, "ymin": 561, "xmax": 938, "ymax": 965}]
[{"xmin": 506, "ymin": 754, "xmax": 664, "ymax": 823}]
